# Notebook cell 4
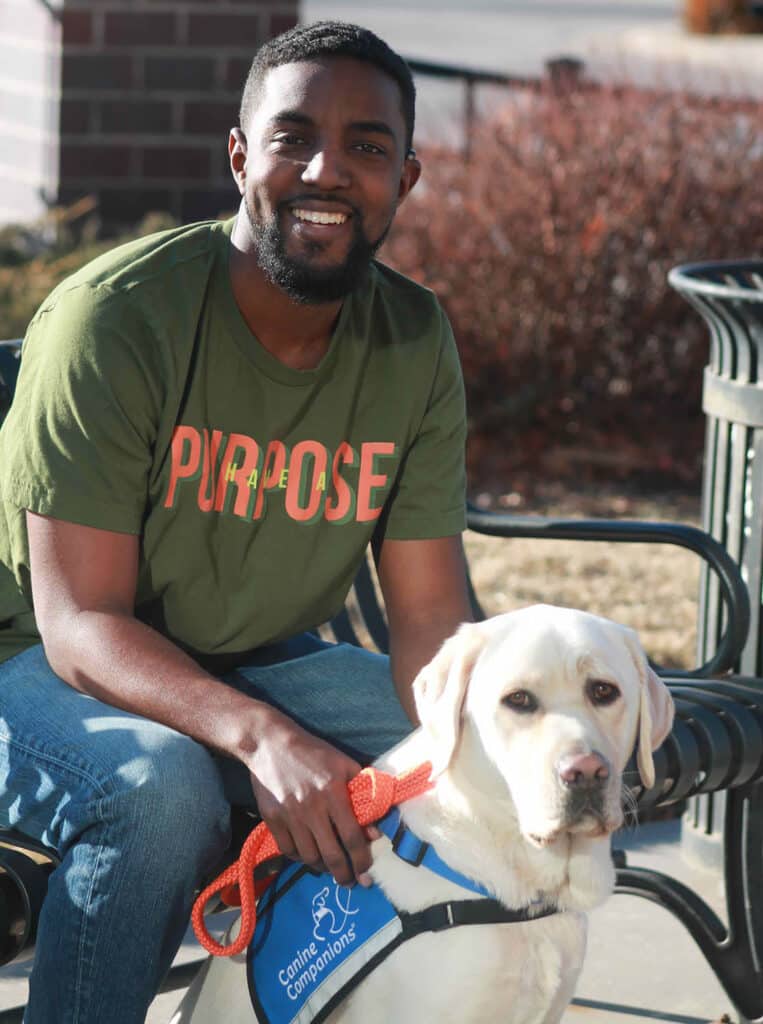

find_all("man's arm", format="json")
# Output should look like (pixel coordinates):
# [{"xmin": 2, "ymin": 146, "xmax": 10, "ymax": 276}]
[
  {"xmin": 376, "ymin": 534, "xmax": 474, "ymax": 723},
  {"xmin": 26, "ymin": 511, "xmax": 374, "ymax": 887}
]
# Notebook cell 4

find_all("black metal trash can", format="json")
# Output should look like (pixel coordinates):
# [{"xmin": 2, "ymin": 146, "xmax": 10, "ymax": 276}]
[{"xmin": 669, "ymin": 260, "xmax": 763, "ymax": 870}]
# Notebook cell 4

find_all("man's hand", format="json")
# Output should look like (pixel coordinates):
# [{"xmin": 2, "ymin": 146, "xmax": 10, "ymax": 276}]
[{"xmin": 247, "ymin": 708, "xmax": 373, "ymax": 887}]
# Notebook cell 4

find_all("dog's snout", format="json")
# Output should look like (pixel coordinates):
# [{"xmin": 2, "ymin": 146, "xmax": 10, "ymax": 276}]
[{"xmin": 558, "ymin": 752, "xmax": 609, "ymax": 787}]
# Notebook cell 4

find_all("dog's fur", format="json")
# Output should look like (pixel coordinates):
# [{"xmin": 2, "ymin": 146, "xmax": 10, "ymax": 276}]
[{"xmin": 173, "ymin": 605, "xmax": 674, "ymax": 1024}]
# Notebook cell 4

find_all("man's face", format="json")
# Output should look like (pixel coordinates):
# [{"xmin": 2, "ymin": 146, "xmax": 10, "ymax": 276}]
[{"xmin": 229, "ymin": 56, "xmax": 420, "ymax": 304}]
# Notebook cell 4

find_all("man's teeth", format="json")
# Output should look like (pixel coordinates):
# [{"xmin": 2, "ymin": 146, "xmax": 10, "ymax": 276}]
[{"xmin": 293, "ymin": 209, "xmax": 348, "ymax": 225}]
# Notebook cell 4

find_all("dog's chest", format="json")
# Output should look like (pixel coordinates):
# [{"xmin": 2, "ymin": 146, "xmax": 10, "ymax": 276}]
[{"xmin": 332, "ymin": 911, "xmax": 587, "ymax": 1024}]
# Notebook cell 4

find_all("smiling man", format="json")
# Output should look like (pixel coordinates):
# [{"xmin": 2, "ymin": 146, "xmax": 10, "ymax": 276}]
[{"xmin": 0, "ymin": 21, "xmax": 472, "ymax": 1023}]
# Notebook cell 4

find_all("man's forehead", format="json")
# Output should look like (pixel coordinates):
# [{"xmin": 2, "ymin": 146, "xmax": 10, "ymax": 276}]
[{"xmin": 253, "ymin": 57, "xmax": 406, "ymax": 135}]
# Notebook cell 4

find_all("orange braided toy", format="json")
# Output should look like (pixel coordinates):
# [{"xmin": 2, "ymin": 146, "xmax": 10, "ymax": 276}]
[{"xmin": 191, "ymin": 762, "xmax": 434, "ymax": 957}]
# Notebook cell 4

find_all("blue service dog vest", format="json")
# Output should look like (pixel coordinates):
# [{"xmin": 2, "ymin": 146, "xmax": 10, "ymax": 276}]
[{"xmin": 246, "ymin": 809, "xmax": 557, "ymax": 1024}]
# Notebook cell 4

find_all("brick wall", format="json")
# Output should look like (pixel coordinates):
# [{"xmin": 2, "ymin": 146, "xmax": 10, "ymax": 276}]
[{"xmin": 0, "ymin": 0, "xmax": 299, "ymax": 229}]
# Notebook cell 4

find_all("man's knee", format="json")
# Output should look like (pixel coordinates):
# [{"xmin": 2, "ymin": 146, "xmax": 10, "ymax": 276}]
[
  {"xmin": 120, "ymin": 731, "xmax": 227, "ymax": 821},
  {"xmin": 95, "ymin": 730, "xmax": 231, "ymax": 872}
]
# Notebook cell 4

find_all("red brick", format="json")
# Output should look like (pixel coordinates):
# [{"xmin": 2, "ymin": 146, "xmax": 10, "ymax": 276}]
[
  {"xmin": 182, "ymin": 100, "xmax": 238, "ymax": 137},
  {"xmin": 61, "ymin": 11, "xmax": 93, "ymax": 46},
  {"xmin": 60, "ymin": 144, "xmax": 133, "ymax": 179},
  {"xmin": 100, "ymin": 99, "xmax": 173, "ymax": 134},
  {"xmin": 225, "ymin": 56, "xmax": 252, "ymax": 92},
  {"xmin": 104, "ymin": 12, "xmax": 176, "ymax": 47},
  {"xmin": 268, "ymin": 14, "xmax": 298, "ymax": 38},
  {"xmin": 60, "ymin": 99, "xmax": 91, "ymax": 135},
  {"xmin": 62, "ymin": 54, "xmax": 133, "ymax": 91},
  {"xmin": 187, "ymin": 13, "xmax": 262, "ymax": 47},
  {"xmin": 145, "ymin": 56, "xmax": 215, "ymax": 91},
  {"xmin": 142, "ymin": 146, "xmax": 211, "ymax": 180}
]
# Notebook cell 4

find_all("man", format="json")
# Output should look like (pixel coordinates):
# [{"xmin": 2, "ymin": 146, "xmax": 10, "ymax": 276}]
[{"xmin": 0, "ymin": 21, "xmax": 472, "ymax": 1023}]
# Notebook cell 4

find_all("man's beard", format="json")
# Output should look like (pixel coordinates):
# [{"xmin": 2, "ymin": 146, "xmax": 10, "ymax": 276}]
[{"xmin": 244, "ymin": 195, "xmax": 390, "ymax": 305}]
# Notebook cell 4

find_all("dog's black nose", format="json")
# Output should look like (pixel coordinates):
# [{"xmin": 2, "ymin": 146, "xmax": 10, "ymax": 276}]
[{"xmin": 558, "ymin": 752, "xmax": 609, "ymax": 787}]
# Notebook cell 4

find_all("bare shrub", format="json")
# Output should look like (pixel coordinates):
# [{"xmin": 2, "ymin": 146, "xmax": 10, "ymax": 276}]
[{"xmin": 383, "ymin": 84, "xmax": 763, "ymax": 492}]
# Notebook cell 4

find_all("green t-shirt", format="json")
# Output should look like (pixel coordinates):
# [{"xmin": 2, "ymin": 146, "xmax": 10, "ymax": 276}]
[{"xmin": 0, "ymin": 218, "xmax": 467, "ymax": 668}]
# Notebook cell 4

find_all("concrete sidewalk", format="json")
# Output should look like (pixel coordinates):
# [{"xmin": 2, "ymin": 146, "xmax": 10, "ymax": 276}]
[
  {"xmin": 561, "ymin": 818, "xmax": 734, "ymax": 1024},
  {"xmin": 1, "ymin": 817, "xmax": 736, "ymax": 1022}
]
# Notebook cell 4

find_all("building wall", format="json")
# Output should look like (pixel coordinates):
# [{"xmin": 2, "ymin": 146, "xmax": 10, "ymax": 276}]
[
  {"xmin": 0, "ymin": 0, "xmax": 62, "ymax": 225},
  {"xmin": 0, "ymin": 0, "xmax": 299, "ymax": 229}
]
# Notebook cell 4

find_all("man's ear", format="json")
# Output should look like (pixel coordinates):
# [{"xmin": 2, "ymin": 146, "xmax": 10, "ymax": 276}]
[
  {"xmin": 229, "ymin": 128, "xmax": 248, "ymax": 194},
  {"xmin": 396, "ymin": 153, "xmax": 421, "ymax": 206},
  {"xmin": 413, "ymin": 622, "xmax": 484, "ymax": 776}
]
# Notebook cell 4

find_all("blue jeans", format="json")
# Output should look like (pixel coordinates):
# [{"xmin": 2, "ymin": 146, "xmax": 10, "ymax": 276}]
[{"xmin": 0, "ymin": 638, "xmax": 412, "ymax": 1023}]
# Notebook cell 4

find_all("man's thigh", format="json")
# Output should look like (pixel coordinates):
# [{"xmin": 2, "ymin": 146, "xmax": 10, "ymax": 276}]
[
  {"xmin": 218, "ymin": 639, "xmax": 414, "ymax": 805},
  {"xmin": 0, "ymin": 644, "xmax": 225, "ymax": 852}
]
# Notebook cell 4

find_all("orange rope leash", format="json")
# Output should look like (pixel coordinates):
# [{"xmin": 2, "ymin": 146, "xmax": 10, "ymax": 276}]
[{"xmin": 191, "ymin": 761, "xmax": 434, "ymax": 957}]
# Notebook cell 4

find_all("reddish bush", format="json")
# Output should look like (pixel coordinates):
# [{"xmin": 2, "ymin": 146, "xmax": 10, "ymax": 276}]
[
  {"xmin": 383, "ymin": 84, "xmax": 763, "ymax": 492},
  {"xmin": 684, "ymin": 0, "xmax": 763, "ymax": 34}
]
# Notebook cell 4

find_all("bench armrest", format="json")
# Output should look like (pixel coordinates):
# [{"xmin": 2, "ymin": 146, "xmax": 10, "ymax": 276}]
[{"xmin": 466, "ymin": 503, "xmax": 751, "ymax": 680}]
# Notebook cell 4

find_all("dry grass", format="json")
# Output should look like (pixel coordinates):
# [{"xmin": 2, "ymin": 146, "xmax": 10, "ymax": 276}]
[{"xmin": 464, "ymin": 486, "xmax": 702, "ymax": 671}]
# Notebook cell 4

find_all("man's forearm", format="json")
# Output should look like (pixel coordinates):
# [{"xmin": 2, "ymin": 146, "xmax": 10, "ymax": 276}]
[
  {"xmin": 389, "ymin": 608, "xmax": 473, "ymax": 724},
  {"xmin": 43, "ymin": 609, "xmax": 274, "ymax": 763},
  {"xmin": 377, "ymin": 535, "xmax": 475, "ymax": 723}
]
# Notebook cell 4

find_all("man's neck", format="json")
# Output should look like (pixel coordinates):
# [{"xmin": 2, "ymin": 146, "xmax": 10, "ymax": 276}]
[{"xmin": 228, "ymin": 238, "xmax": 344, "ymax": 373}]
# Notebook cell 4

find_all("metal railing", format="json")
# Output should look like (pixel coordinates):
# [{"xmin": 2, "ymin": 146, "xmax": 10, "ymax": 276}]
[{"xmin": 403, "ymin": 54, "xmax": 585, "ymax": 156}]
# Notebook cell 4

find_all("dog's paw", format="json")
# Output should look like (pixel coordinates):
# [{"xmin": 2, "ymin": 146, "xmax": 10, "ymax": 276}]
[{"xmin": 559, "ymin": 836, "xmax": 615, "ymax": 910}]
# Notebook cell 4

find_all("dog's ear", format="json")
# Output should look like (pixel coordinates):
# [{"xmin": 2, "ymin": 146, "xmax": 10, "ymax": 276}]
[
  {"xmin": 413, "ymin": 623, "xmax": 485, "ymax": 776},
  {"xmin": 623, "ymin": 631, "xmax": 675, "ymax": 790},
  {"xmin": 636, "ymin": 663, "xmax": 674, "ymax": 790}
]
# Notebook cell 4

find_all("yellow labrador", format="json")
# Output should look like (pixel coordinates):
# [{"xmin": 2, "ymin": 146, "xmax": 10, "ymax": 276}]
[{"xmin": 172, "ymin": 605, "xmax": 674, "ymax": 1024}]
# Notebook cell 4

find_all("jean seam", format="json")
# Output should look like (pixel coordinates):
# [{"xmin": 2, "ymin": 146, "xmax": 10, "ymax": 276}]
[
  {"xmin": 73, "ymin": 832, "xmax": 107, "ymax": 1024},
  {"xmin": 0, "ymin": 730, "xmax": 110, "ymax": 799}
]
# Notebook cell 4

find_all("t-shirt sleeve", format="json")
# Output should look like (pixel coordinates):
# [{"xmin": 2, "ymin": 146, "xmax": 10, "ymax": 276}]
[
  {"xmin": 380, "ymin": 309, "xmax": 467, "ymax": 540},
  {"xmin": 0, "ymin": 284, "xmax": 161, "ymax": 534}
]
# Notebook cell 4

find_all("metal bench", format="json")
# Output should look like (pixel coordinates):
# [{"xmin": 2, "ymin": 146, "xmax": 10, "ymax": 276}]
[{"xmin": 2, "ymin": 509, "xmax": 762, "ymax": 1022}]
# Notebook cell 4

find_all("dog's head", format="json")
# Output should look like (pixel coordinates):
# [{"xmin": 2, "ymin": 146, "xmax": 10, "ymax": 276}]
[{"xmin": 413, "ymin": 605, "xmax": 674, "ymax": 847}]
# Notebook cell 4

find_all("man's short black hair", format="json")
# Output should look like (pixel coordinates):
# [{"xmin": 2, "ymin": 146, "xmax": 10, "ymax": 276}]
[{"xmin": 239, "ymin": 21, "xmax": 416, "ymax": 152}]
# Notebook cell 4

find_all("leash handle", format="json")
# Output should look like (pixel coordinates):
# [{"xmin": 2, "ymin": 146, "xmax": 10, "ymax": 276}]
[{"xmin": 191, "ymin": 763, "xmax": 433, "ymax": 957}]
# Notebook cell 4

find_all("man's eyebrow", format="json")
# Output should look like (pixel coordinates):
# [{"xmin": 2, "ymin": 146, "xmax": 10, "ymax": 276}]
[
  {"xmin": 267, "ymin": 112, "xmax": 397, "ymax": 141},
  {"xmin": 349, "ymin": 120, "xmax": 396, "ymax": 139},
  {"xmin": 269, "ymin": 110, "xmax": 314, "ymax": 127}
]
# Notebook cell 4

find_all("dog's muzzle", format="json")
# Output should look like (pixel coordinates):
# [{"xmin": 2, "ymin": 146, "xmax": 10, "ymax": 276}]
[{"xmin": 558, "ymin": 751, "xmax": 610, "ymax": 826}]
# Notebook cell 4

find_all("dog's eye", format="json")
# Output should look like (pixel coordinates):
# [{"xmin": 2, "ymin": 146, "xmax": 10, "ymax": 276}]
[
  {"xmin": 502, "ymin": 689, "xmax": 538, "ymax": 713},
  {"xmin": 587, "ymin": 679, "xmax": 620, "ymax": 705}
]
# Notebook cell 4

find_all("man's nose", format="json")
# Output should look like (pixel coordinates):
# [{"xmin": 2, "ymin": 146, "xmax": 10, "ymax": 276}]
[{"xmin": 301, "ymin": 147, "xmax": 351, "ymax": 189}]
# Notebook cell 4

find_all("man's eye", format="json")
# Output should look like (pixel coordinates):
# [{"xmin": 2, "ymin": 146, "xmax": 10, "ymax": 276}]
[
  {"xmin": 353, "ymin": 142, "xmax": 385, "ymax": 155},
  {"xmin": 587, "ymin": 679, "xmax": 621, "ymax": 706},
  {"xmin": 274, "ymin": 134, "xmax": 307, "ymax": 147},
  {"xmin": 501, "ymin": 690, "xmax": 538, "ymax": 713}
]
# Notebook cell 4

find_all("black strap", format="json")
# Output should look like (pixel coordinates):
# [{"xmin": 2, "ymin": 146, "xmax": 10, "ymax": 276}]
[
  {"xmin": 399, "ymin": 898, "xmax": 558, "ymax": 937},
  {"xmin": 390, "ymin": 818, "xmax": 428, "ymax": 867}
]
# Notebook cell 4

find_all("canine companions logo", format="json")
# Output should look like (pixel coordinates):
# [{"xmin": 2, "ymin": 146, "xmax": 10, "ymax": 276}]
[
  {"xmin": 249, "ymin": 860, "xmax": 402, "ymax": 1023},
  {"xmin": 311, "ymin": 884, "xmax": 359, "ymax": 942},
  {"xmin": 276, "ymin": 883, "xmax": 360, "ymax": 1002}
]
